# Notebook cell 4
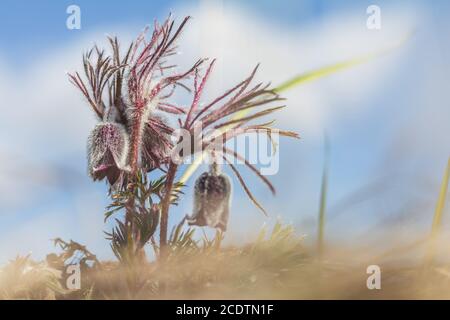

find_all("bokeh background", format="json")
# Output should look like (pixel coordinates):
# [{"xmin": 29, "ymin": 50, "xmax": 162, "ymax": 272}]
[{"xmin": 0, "ymin": 0, "xmax": 448, "ymax": 263}]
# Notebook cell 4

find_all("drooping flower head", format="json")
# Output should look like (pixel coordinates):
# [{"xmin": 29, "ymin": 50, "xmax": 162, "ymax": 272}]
[
  {"xmin": 87, "ymin": 122, "xmax": 129, "ymax": 185},
  {"xmin": 188, "ymin": 163, "xmax": 231, "ymax": 232}
]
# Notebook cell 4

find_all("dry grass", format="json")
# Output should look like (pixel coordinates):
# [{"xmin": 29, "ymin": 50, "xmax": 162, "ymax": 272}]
[{"xmin": 2, "ymin": 221, "xmax": 450, "ymax": 300}]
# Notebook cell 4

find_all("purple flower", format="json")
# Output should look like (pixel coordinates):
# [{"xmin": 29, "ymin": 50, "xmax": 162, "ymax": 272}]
[{"xmin": 87, "ymin": 122, "xmax": 129, "ymax": 185}]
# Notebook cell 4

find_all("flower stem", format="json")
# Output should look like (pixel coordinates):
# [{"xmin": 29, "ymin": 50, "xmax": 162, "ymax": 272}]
[
  {"xmin": 125, "ymin": 105, "xmax": 145, "ymax": 261},
  {"xmin": 159, "ymin": 162, "xmax": 178, "ymax": 261}
]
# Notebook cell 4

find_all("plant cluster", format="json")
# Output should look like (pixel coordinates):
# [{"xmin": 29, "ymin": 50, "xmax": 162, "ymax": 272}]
[{"xmin": 69, "ymin": 15, "xmax": 298, "ymax": 264}]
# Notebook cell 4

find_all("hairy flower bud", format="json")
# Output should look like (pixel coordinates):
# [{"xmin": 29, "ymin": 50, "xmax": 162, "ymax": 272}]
[
  {"xmin": 141, "ymin": 115, "xmax": 173, "ymax": 171},
  {"xmin": 87, "ymin": 122, "xmax": 130, "ymax": 185},
  {"xmin": 187, "ymin": 167, "xmax": 231, "ymax": 232}
]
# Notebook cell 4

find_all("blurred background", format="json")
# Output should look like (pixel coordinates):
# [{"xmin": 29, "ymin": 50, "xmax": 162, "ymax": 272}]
[{"xmin": 0, "ymin": 0, "xmax": 448, "ymax": 263}]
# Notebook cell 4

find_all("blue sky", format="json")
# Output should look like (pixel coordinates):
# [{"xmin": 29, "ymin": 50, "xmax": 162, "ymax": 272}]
[
  {"xmin": 2, "ymin": 0, "xmax": 440, "ymax": 62},
  {"xmin": 0, "ymin": 0, "xmax": 449, "ymax": 263}
]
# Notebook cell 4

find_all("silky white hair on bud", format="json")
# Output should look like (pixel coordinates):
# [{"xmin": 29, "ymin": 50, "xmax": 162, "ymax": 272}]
[{"xmin": 87, "ymin": 122, "xmax": 130, "ymax": 179}]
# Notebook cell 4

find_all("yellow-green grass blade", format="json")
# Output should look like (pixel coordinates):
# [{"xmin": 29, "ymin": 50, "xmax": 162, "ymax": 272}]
[
  {"xmin": 273, "ymin": 55, "xmax": 373, "ymax": 93},
  {"xmin": 424, "ymin": 158, "xmax": 450, "ymax": 266},
  {"xmin": 431, "ymin": 158, "xmax": 450, "ymax": 235}
]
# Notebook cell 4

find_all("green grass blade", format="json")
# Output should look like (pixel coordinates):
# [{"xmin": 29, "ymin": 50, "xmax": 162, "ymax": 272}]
[
  {"xmin": 424, "ymin": 158, "xmax": 450, "ymax": 266},
  {"xmin": 431, "ymin": 158, "xmax": 450, "ymax": 234},
  {"xmin": 317, "ymin": 135, "xmax": 330, "ymax": 258},
  {"xmin": 274, "ymin": 33, "xmax": 411, "ymax": 94},
  {"xmin": 274, "ymin": 56, "xmax": 372, "ymax": 93}
]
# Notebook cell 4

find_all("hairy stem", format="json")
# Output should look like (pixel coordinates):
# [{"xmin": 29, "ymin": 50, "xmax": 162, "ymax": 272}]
[
  {"xmin": 159, "ymin": 162, "xmax": 179, "ymax": 261},
  {"xmin": 129, "ymin": 106, "xmax": 146, "ymax": 173},
  {"xmin": 125, "ymin": 104, "xmax": 146, "ymax": 257}
]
